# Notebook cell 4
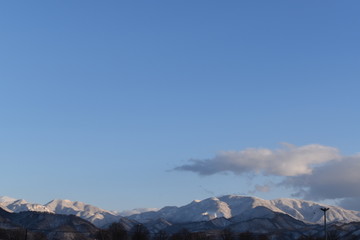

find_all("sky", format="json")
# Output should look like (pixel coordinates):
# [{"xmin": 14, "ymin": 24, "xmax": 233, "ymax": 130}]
[{"xmin": 0, "ymin": 1, "xmax": 360, "ymax": 212}]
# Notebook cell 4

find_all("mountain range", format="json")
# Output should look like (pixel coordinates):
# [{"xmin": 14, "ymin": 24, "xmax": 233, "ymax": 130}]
[
  {"xmin": 128, "ymin": 195, "xmax": 360, "ymax": 225},
  {"xmin": 1, "ymin": 195, "xmax": 360, "ymax": 227},
  {"xmin": 0, "ymin": 207, "xmax": 98, "ymax": 240},
  {"xmin": 2, "ymin": 195, "xmax": 360, "ymax": 239}
]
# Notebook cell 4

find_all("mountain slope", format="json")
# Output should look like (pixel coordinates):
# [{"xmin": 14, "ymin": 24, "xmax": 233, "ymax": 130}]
[
  {"xmin": 0, "ymin": 207, "xmax": 98, "ymax": 240},
  {"xmin": 0, "ymin": 197, "xmax": 121, "ymax": 227},
  {"xmin": 2, "ymin": 194, "xmax": 360, "ymax": 228},
  {"xmin": 128, "ymin": 195, "xmax": 360, "ymax": 224},
  {"xmin": 45, "ymin": 199, "xmax": 121, "ymax": 227},
  {"xmin": 6, "ymin": 199, "xmax": 53, "ymax": 213}
]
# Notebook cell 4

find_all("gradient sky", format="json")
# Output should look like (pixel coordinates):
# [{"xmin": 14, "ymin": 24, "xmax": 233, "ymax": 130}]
[{"xmin": 1, "ymin": 1, "xmax": 360, "ymax": 211}]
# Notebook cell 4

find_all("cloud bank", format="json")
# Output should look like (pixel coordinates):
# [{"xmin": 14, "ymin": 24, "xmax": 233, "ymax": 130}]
[
  {"xmin": 176, "ymin": 144, "xmax": 360, "ymax": 210},
  {"xmin": 283, "ymin": 155, "xmax": 360, "ymax": 199},
  {"xmin": 175, "ymin": 144, "xmax": 340, "ymax": 176}
]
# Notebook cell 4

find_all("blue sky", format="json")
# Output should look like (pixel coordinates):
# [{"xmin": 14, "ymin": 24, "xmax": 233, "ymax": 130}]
[{"xmin": 1, "ymin": 1, "xmax": 360, "ymax": 211}]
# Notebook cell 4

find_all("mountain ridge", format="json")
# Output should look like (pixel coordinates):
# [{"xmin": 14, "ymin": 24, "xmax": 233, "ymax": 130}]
[
  {"xmin": 1, "ymin": 194, "xmax": 360, "ymax": 227},
  {"xmin": 128, "ymin": 195, "xmax": 360, "ymax": 225}
]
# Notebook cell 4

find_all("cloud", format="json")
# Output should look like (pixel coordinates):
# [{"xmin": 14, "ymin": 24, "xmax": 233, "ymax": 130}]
[
  {"xmin": 175, "ymin": 143, "xmax": 360, "ymax": 209},
  {"xmin": 282, "ymin": 155, "xmax": 360, "ymax": 201},
  {"xmin": 175, "ymin": 144, "xmax": 340, "ymax": 177},
  {"xmin": 248, "ymin": 184, "xmax": 272, "ymax": 194},
  {"xmin": 338, "ymin": 197, "xmax": 360, "ymax": 211}
]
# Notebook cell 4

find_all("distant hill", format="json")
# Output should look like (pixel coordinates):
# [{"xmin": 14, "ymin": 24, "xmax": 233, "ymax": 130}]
[{"xmin": 0, "ymin": 207, "xmax": 98, "ymax": 240}]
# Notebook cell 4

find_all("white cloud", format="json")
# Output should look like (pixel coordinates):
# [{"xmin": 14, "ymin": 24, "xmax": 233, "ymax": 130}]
[
  {"xmin": 175, "ymin": 143, "xmax": 340, "ymax": 177},
  {"xmin": 248, "ymin": 184, "xmax": 272, "ymax": 194},
  {"xmin": 282, "ymin": 155, "xmax": 360, "ymax": 201},
  {"xmin": 175, "ymin": 144, "xmax": 360, "ymax": 209}
]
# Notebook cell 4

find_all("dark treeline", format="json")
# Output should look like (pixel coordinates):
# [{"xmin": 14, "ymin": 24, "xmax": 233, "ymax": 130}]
[
  {"xmin": 96, "ymin": 223, "xmax": 272, "ymax": 240},
  {"xmin": 96, "ymin": 223, "xmax": 358, "ymax": 240},
  {"xmin": 0, "ymin": 227, "xmax": 89, "ymax": 240},
  {"xmin": 0, "ymin": 228, "xmax": 47, "ymax": 240},
  {"xmin": 0, "ymin": 224, "xmax": 354, "ymax": 240}
]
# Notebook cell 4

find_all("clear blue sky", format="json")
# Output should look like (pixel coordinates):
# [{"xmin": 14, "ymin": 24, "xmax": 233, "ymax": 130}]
[{"xmin": 1, "ymin": 1, "xmax": 359, "ymax": 211}]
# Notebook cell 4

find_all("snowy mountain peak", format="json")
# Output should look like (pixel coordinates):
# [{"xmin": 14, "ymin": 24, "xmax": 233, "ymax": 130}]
[
  {"xmin": 46, "ymin": 199, "xmax": 112, "ymax": 213},
  {"xmin": 4, "ymin": 198, "xmax": 53, "ymax": 213},
  {"xmin": 0, "ymin": 196, "xmax": 17, "ymax": 203},
  {"xmin": 1, "ymin": 197, "xmax": 121, "ymax": 227},
  {"xmin": 44, "ymin": 199, "xmax": 122, "ymax": 226},
  {"xmin": 117, "ymin": 208, "xmax": 159, "ymax": 217},
  {"xmin": 128, "ymin": 195, "xmax": 360, "ymax": 225},
  {"xmin": 2, "ymin": 194, "xmax": 360, "ymax": 228},
  {"xmin": 12, "ymin": 199, "xmax": 28, "ymax": 204}
]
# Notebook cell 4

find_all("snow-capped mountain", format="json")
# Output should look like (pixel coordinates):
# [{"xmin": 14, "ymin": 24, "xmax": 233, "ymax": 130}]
[
  {"xmin": 128, "ymin": 195, "xmax": 360, "ymax": 224},
  {"xmin": 0, "ymin": 207, "xmax": 98, "ymax": 240},
  {"xmin": 161, "ymin": 206, "xmax": 312, "ymax": 239},
  {"xmin": 0, "ymin": 196, "xmax": 17, "ymax": 203},
  {"xmin": 0, "ymin": 196, "xmax": 121, "ymax": 227},
  {"xmin": 44, "ymin": 199, "xmax": 121, "ymax": 227},
  {"xmin": 269, "ymin": 197, "xmax": 360, "ymax": 223},
  {"xmin": 6, "ymin": 199, "xmax": 53, "ymax": 213},
  {"xmin": 117, "ymin": 208, "xmax": 159, "ymax": 217},
  {"xmin": 2, "ymin": 194, "xmax": 360, "ymax": 228}
]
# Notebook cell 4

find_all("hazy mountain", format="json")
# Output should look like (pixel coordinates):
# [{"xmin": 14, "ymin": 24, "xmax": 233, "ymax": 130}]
[{"xmin": 117, "ymin": 208, "xmax": 159, "ymax": 217}]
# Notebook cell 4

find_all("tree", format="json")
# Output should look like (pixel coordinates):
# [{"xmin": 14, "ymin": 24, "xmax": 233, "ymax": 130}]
[
  {"xmin": 238, "ymin": 232, "xmax": 269, "ymax": 240},
  {"xmin": 0, "ymin": 228, "xmax": 24, "ymax": 240},
  {"xmin": 95, "ymin": 229, "xmax": 110, "ymax": 240},
  {"xmin": 238, "ymin": 232, "xmax": 254, "ymax": 240},
  {"xmin": 297, "ymin": 236, "xmax": 322, "ymax": 240},
  {"xmin": 189, "ymin": 232, "xmax": 212, "ymax": 240},
  {"xmin": 153, "ymin": 230, "xmax": 169, "ymax": 240},
  {"xmin": 28, "ymin": 231, "xmax": 47, "ymax": 240},
  {"xmin": 327, "ymin": 230, "xmax": 340, "ymax": 240},
  {"xmin": 220, "ymin": 228, "xmax": 234, "ymax": 240},
  {"xmin": 131, "ymin": 224, "xmax": 150, "ymax": 240},
  {"xmin": 256, "ymin": 234, "xmax": 269, "ymax": 240},
  {"xmin": 170, "ymin": 229, "xmax": 192, "ymax": 240},
  {"xmin": 109, "ymin": 222, "xmax": 128, "ymax": 240},
  {"xmin": 96, "ymin": 222, "xmax": 128, "ymax": 240}
]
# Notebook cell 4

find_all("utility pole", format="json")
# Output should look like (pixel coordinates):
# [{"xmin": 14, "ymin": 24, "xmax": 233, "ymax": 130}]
[{"xmin": 320, "ymin": 207, "xmax": 329, "ymax": 240}]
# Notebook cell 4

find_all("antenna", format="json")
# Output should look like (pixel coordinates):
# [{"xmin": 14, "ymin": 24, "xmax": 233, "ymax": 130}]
[{"xmin": 320, "ymin": 207, "xmax": 329, "ymax": 240}]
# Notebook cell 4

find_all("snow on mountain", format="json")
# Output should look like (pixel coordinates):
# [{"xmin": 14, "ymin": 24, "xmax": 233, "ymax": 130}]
[
  {"xmin": 0, "ymin": 196, "xmax": 121, "ymax": 227},
  {"xmin": 4, "ymin": 199, "xmax": 53, "ymax": 213},
  {"xmin": 2, "ymin": 194, "xmax": 360, "ymax": 229},
  {"xmin": 45, "ymin": 199, "xmax": 121, "ymax": 227},
  {"xmin": 117, "ymin": 208, "xmax": 159, "ymax": 217},
  {"xmin": 128, "ymin": 195, "xmax": 360, "ymax": 224},
  {"xmin": 173, "ymin": 197, "xmax": 232, "ymax": 222},
  {"xmin": 130, "ymin": 197, "xmax": 233, "ymax": 224},
  {"xmin": 0, "ymin": 196, "xmax": 17, "ymax": 203},
  {"xmin": 270, "ymin": 198, "xmax": 360, "ymax": 224},
  {"xmin": 0, "ymin": 204, "xmax": 11, "ymax": 213},
  {"xmin": 0, "ymin": 196, "xmax": 16, "ymax": 213},
  {"xmin": 0, "ymin": 208, "xmax": 98, "ymax": 240}
]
